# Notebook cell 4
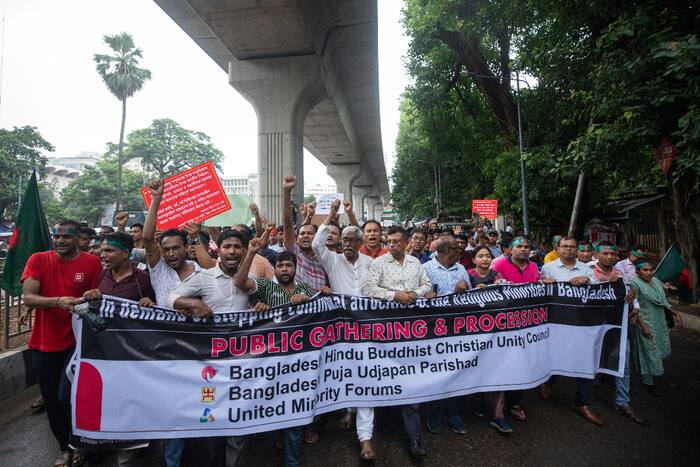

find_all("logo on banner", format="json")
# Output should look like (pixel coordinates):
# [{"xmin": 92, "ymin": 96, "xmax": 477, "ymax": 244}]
[
  {"xmin": 201, "ymin": 366, "xmax": 217, "ymax": 382},
  {"xmin": 201, "ymin": 387, "xmax": 216, "ymax": 403},
  {"xmin": 200, "ymin": 408, "xmax": 215, "ymax": 423}
]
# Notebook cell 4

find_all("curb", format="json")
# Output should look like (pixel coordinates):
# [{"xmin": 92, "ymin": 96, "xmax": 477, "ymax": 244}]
[
  {"xmin": 0, "ymin": 345, "xmax": 36, "ymax": 402},
  {"xmin": 677, "ymin": 311, "xmax": 700, "ymax": 333}
]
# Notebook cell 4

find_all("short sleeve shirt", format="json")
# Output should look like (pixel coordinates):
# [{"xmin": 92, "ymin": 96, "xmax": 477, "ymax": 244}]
[
  {"xmin": 291, "ymin": 243, "xmax": 328, "ymax": 290},
  {"xmin": 98, "ymin": 267, "xmax": 156, "ymax": 302},
  {"xmin": 491, "ymin": 257, "xmax": 540, "ymax": 284},
  {"xmin": 21, "ymin": 251, "xmax": 102, "ymax": 352},
  {"xmin": 423, "ymin": 259, "xmax": 472, "ymax": 296},
  {"xmin": 167, "ymin": 264, "xmax": 254, "ymax": 313},
  {"xmin": 540, "ymin": 258, "xmax": 596, "ymax": 282},
  {"xmin": 254, "ymin": 279, "xmax": 317, "ymax": 307},
  {"xmin": 148, "ymin": 258, "xmax": 201, "ymax": 307}
]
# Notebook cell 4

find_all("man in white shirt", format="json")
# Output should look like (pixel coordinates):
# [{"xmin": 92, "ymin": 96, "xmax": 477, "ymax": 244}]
[
  {"xmin": 540, "ymin": 236, "xmax": 601, "ymax": 425},
  {"xmin": 313, "ymin": 199, "xmax": 375, "ymax": 460},
  {"xmin": 362, "ymin": 226, "xmax": 433, "ymax": 458}
]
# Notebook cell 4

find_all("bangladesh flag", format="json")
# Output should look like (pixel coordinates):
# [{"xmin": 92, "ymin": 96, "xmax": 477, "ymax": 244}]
[{"xmin": 0, "ymin": 171, "xmax": 52, "ymax": 296}]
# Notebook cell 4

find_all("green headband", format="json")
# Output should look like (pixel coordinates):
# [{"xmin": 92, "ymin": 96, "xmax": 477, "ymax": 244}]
[
  {"xmin": 578, "ymin": 245, "xmax": 593, "ymax": 251},
  {"xmin": 510, "ymin": 238, "xmax": 529, "ymax": 248},
  {"xmin": 630, "ymin": 249, "xmax": 645, "ymax": 258},
  {"xmin": 52, "ymin": 226, "xmax": 80, "ymax": 236},
  {"xmin": 105, "ymin": 238, "xmax": 130, "ymax": 251},
  {"xmin": 552, "ymin": 235, "xmax": 562, "ymax": 246},
  {"xmin": 634, "ymin": 260, "xmax": 650, "ymax": 270},
  {"xmin": 595, "ymin": 244, "xmax": 617, "ymax": 252}
]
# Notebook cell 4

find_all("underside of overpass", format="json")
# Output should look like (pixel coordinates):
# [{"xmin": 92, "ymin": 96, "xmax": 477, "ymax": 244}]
[{"xmin": 154, "ymin": 0, "xmax": 390, "ymax": 221}]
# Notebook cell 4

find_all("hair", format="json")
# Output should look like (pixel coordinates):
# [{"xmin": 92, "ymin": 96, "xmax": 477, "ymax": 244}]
[
  {"xmin": 80, "ymin": 227, "xmax": 97, "ymax": 238},
  {"xmin": 411, "ymin": 229, "xmax": 427, "ymax": 240},
  {"xmin": 299, "ymin": 223, "xmax": 318, "ymax": 233},
  {"xmin": 57, "ymin": 219, "xmax": 82, "ymax": 232},
  {"xmin": 435, "ymin": 236, "xmax": 455, "ymax": 253},
  {"xmin": 577, "ymin": 239, "xmax": 593, "ymax": 247},
  {"xmin": 276, "ymin": 250, "xmax": 297, "ymax": 266},
  {"xmin": 159, "ymin": 228, "xmax": 188, "ymax": 246},
  {"xmin": 277, "ymin": 225, "xmax": 284, "ymax": 232},
  {"xmin": 101, "ymin": 225, "xmax": 115, "ymax": 233},
  {"xmin": 130, "ymin": 222, "xmax": 144, "ymax": 230},
  {"xmin": 341, "ymin": 225, "xmax": 364, "ymax": 241},
  {"xmin": 472, "ymin": 245, "xmax": 494, "ymax": 259},
  {"xmin": 362, "ymin": 220, "xmax": 382, "ymax": 232},
  {"xmin": 218, "ymin": 229, "xmax": 247, "ymax": 248},
  {"xmin": 631, "ymin": 243, "xmax": 648, "ymax": 252},
  {"xmin": 559, "ymin": 235, "xmax": 577, "ymax": 244},
  {"xmin": 198, "ymin": 230, "xmax": 211, "ymax": 243},
  {"xmin": 104, "ymin": 232, "xmax": 134, "ymax": 252},
  {"xmin": 441, "ymin": 228, "xmax": 455, "ymax": 237},
  {"xmin": 233, "ymin": 224, "xmax": 253, "ymax": 239},
  {"xmin": 386, "ymin": 225, "xmax": 408, "ymax": 240},
  {"xmin": 499, "ymin": 239, "xmax": 512, "ymax": 250}
]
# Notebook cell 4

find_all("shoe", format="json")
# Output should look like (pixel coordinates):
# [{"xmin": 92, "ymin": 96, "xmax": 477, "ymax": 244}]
[
  {"xmin": 490, "ymin": 418, "xmax": 514, "ymax": 433},
  {"xmin": 508, "ymin": 405, "xmax": 527, "ymax": 422},
  {"xmin": 615, "ymin": 405, "xmax": 650, "ymax": 426},
  {"xmin": 426, "ymin": 413, "xmax": 442, "ymax": 434},
  {"xmin": 539, "ymin": 383, "xmax": 551, "ymax": 401},
  {"xmin": 446, "ymin": 415, "xmax": 467, "ymax": 435},
  {"xmin": 408, "ymin": 439, "xmax": 426, "ymax": 458},
  {"xmin": 573, "ymin": 405, "xmax": 604, "ymax": 426},
  {"xmin": 642, "ymin": 384, "xmax": 661, "ymax": 397}
]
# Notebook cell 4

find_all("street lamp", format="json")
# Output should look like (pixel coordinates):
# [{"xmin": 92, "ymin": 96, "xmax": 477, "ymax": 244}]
[{"xmin": 462, "ymin": 69, "xmax": 531, "ymax": 236}]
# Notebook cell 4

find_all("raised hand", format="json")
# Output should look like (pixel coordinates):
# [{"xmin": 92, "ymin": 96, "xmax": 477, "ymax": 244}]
[
  {"xmin": 283, "ymin": 175, "xmax": 297, "ymax": 191},
  {"xmin": 248, "ymin": 237, "xmax": 262, "ymax": 255},
  {"xmin": 343, "ymin": 199, "xmax": 353, "ymax": 213},
  {"xmin": 307, "ymin": 201, "xmax": 317, "ymax": 216},
  {"xmin": 330, "ymin": 199, "xmax": 341, "ymax": 216},
  {"xmin": 249, "ymin": 202, "xmax": 259, "ymax": 214},
  {"xmin": 149, "ymin": 179, "xmax": 164, "ymax": 199},
  {"xmin": 115, "ymin": 211, "xmax": 129, "ymax": 228},
  {"xmin": 183, "ymin": 221, "xmax": 202, "ymax": 240}
]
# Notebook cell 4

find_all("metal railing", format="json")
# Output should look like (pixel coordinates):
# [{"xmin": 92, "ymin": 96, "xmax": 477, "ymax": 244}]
[{"xmin": 1, "ymin": 288, "xmax": 32, "ymax": 350}]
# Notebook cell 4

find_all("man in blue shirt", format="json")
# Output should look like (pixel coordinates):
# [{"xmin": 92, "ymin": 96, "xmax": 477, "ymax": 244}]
[{"xmin": 423, "ymin": 236, "xmax": 472, "ymax": 435}]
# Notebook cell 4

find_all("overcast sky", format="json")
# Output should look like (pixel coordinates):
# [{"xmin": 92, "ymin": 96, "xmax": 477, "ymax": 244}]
[{"xmin": 0, "ymin": 0, "xmax": 408, "ymax": 188}]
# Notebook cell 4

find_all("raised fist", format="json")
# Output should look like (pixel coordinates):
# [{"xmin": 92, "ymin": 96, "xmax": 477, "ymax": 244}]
[
  {"xmin": 148, "ymin": 179, "xmax": 164, "ymax": 199},
  {"xmin": 283, "ymin": 176, "xmax": 297, "ymax": 190}
]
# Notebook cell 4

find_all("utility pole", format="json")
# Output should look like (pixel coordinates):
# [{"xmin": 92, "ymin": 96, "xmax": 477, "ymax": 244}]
[{"xmin": 516, "ymin": 69, "xmax": 530, "ymax": 236}]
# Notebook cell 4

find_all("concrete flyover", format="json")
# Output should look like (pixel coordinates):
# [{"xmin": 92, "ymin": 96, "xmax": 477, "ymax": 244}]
[{"xmin": 154, "ymin": 0, "xmax": 391, "ymax": 222}]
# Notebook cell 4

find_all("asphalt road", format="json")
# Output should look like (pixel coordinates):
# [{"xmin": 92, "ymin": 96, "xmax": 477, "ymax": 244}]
[{"xmin": 2, "ymin": 329, "xmax": 699, "ymax": 467}]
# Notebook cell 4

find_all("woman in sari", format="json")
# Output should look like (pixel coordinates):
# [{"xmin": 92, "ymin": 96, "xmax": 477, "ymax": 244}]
[{"xmin": 629, "ymin": 260, "xmax": 682, "ymax": 396}]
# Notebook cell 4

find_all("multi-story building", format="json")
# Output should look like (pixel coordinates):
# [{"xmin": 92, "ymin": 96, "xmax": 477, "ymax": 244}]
[{"xmin": 220, "ymin": 173, "xmax": 258, "ymax": 201}]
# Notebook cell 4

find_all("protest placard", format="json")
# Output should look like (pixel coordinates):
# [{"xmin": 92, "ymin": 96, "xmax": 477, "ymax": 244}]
[
  {"xmin": 315, "ymin": 193, "xmax": 344, "ymax": 215},
  {"xmin": 472, "ymin": 199, "xmax": 498, "ymax": 219},
  {"xmin": 140, "ymin": 161, "xmax": 230, "ymax": 230}
]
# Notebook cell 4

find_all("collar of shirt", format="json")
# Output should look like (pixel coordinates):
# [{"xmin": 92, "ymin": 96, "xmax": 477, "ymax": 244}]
[
  {"xmin": 507, "ymin": 256, "xmax": 531, "ymax": 271},
  {"xmin": 554, "ymin": 258, "xmax": 586, "ymax": 271},
  {"xmin": 593, "ymin": 263, "xmax": 621, "ymax": 281}
]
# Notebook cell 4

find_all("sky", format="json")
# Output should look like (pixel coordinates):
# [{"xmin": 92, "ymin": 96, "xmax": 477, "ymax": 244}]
[{"xmin": 0, "ymin": 0, "xmax": 409, "ymax": 189}]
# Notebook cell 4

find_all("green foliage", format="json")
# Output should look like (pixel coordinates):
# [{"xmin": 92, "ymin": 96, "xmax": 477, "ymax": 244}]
[
  {"xmin": 0, "ymin": 126, "xmax": 53, "ymax": 222},
  {"xmin": 38, "ymin": 181, "xmax": 66, "ymax": 226},
  {"xmin": 94, "ymin": 32, "xmax": 152, "ymax": 101},
  {"xmin": 61, "ymin": 157, "xmax": 145, "ymax": 226},
  {"xmin": 125, "ymin": 118, "xmax": 224, "ymax": 179}
]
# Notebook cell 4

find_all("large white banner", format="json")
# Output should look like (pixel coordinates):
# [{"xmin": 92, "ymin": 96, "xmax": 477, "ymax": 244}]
[{"xmin": 72, "ymin": 282, "xmax": 627, "ymax": 440}]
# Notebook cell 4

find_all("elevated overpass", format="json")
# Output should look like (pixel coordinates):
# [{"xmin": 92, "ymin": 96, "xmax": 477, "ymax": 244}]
[{"xmin": 154, "ymin": 0, "xmax": 390, "ymax": 221}]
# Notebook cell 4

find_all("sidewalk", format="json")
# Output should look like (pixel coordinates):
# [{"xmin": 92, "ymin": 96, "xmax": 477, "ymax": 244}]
[{"xmin": 669, "ymin": 297, "xmax": 700, "ymax": 332}]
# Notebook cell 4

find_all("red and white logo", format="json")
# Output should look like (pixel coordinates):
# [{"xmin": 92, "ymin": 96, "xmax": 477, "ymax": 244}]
[{"xmin": 74, "ymin": 273, "xmax": 85, "ymax": 283}]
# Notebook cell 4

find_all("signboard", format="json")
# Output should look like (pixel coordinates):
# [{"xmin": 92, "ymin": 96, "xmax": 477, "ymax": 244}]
[
  {"xmin": 472, "ymin": 199, "xmax": 498, "ymax": 219},
  {"xmin": 140, "ymin": 161, "xmax": 230, "ymax": 230},
  {"xmin": 315, "ymin": 193, "xmax": 344, "ymax": 215},
  {"xmin": 655, "ymin": 137, "xmax": 676, "ymax": 174}
]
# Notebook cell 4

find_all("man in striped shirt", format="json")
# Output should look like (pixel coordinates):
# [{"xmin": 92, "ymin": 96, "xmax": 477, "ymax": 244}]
[{"xmin": 235, "ymin": 238, "xmax": 319, "ymax": 467}]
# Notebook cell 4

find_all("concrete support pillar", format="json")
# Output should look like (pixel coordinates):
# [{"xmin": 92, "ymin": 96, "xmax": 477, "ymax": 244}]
[
  {"xmin": 352, "ymin": 185, "xmax": 373, "ymax": 222},
  {"xmin": 374, "ymin": 203, "xmax": 384, "ymax": 222},
  {"xmin": 365, "ymin": 196, "xmax": 381, "ymax": 221},
  {"xmin": 229, "ymin": 56, "xmax": 326, "ymax": 222},
  {"xmin": 327, "ymin": 163, "xmax": 361, "ymax": 202}
]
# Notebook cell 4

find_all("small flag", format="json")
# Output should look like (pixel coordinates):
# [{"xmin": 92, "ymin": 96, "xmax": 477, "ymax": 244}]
[{"xmin": 1, "ymin": 171, "xmax": 52, "ymax": 296}]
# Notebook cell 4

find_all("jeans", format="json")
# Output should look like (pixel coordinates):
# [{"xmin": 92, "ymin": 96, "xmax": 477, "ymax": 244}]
[
  {"xmin": 614, "ymin": 343, "xmax": 632, "ymax": 407},
  {"xmin": 400, "ymin": 404, "xmax": 422, "ymax": 441},
  {"xmin": 283, "ymin": 427, "xmax": 304, "ymax": 467},
  {"xmin": 224, "ymin": 436, "xmax": 249, "ymax": 467},
  {"xmin": 32, "ymin": 348, "xmax": 73, "ymax": 451},
  {"xmin": 356, "ymin": 408, "xmax": 374, "ymax": 442},
  {"xmin": 546, "ymin": 375, "xmax": 593, "ymax": 406},
  {"xmin": 164, "ymin": 439, "xmax": 185, "ymax": 467}
]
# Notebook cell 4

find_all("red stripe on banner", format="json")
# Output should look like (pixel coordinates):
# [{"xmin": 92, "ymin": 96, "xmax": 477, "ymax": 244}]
[{"xmin": 76, "ymin": 362, "xmax": 103, "ymax": 431}]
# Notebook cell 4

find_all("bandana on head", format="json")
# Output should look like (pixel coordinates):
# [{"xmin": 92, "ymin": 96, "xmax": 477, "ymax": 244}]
[
  {"xmin": 510, "ymin": 237, "xmax": 529, "ymax": 248},
  {"xmin": 634, "ymin": 260, "xmax": 650, "ymax": 270},
  {"xmin": 52, "ymin": 226, "xmax": 80, "ymax": 236},
  {"xmin": 595, "ymin": 244, "xmax": 617, "ymax": 252},
  {"xmin": 105, "ymin": 238, "xmax": 130, "ymax": 251},
  {"xmin": 631, "ymin": 249, "xmax": 645, "ymax": 258},
  {"xmin": 552, "ymin": 235, "xmax": 562, "ymax": 246},
  {"xmin": 578, "ymin": 245, "xmax": 593, "ymax": 252}
]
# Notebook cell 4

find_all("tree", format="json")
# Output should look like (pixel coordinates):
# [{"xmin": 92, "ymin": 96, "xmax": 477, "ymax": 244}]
[
  {"xmin": 61, "ymin": 157, "xmax": 145, "ymax": 226},
  {"xmin": 94, "ymin": 32, "xmax": 152, "ymax": 211},
  {"xmin": 124, "ymin": 118, "xmax": 224, "ymax": 178},
  {"xmin": 0, "ymin": 126, "xmax": 53, "ymax": 222},
  {"xmin": 38, "ymin": 181, "xmax": 66, "ymax": 226}
]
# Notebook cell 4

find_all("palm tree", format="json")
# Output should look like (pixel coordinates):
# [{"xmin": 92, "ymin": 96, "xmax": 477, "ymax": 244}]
[{"xmin": 94, "ymin": 32, "xmax": 151, "ymax": 210}]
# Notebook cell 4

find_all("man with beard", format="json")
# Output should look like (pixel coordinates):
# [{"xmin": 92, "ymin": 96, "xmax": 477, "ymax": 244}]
[
  {"xmin": 312, "ymin": 199, "xmax": 376, "ymax": 460},
  {"xmin": 591, "ymin": 241, "xmax": 647, "ymax": 425},
  {"xmin": 282, "ymin": 175, "xmax": 328, "ymax": 289},
  {"xmin": 577, "ymin": 240, "xmax": 595, "ymax": 265},
  {"xmin": 360, "ymin": 220, "xmax": 388, "ymax": 259},
  {"xmin": 362, "ymin": 226, "xmax": 433, "ymax": 458},
  {"xmin": 78, "ymin": 227, "xmax": 96, "ymax": 252},
  {"xmin": 235, "ymin": 240, "xmax": 316, "ymax": 467},
  {"xmin": 21, "ymin": 220, "xmax": 102, "ymax": 467}
]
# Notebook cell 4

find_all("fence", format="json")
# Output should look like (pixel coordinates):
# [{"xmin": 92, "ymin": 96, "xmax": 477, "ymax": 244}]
[{"xmin": 0, "ymin": 257, "xmax": 33, "ymax": 350}]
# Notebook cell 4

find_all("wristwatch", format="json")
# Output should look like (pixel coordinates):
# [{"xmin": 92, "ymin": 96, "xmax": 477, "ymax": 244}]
[{"xmin": 188, "ymin": 238, "xmax": 201, "ymax": 246}]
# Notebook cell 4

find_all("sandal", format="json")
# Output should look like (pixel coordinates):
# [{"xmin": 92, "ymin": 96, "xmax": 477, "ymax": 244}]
[
  {"xmin": 339, "ymin": 411, "xmax": 355, "ymax": 431},
  {"xmin": 509, "ymin": 405, "xmax": 527, "ymax": 422},
  {"xmin": 31, "ymin": 395, "xmax": 45, "ymax": 412},
  {"xmin": 615, "ymin": 405, "xmax": 650, "ymax": 426},
  {"xmin": 360, "ymin": 440, "xmax": 376, "ymax": 461},
  {"xmin": 304, "ymin": 425, "xmax": 319, "ymax": 444},
  {"xmin": 71, "ymin": 449, "xmax": 88, "ymax": 467},
  {"xmin": 54, "ymin": 451, "xmax": 73, "ymax": 467}
]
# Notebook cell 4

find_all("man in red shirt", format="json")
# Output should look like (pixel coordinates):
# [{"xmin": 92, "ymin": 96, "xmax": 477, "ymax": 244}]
[
  {"xmin": 22, "ymin": 219, "xmax": 102, "ymax": 467},
  {"xmin": 360, "ymin": 220, "xmax": 388, "ymax": 259}
]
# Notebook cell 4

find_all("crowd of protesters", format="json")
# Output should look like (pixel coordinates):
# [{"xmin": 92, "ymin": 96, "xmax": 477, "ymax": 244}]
[{"xmin": 20, "ymin": 175, "xmax": 684, "ymax": 467}]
